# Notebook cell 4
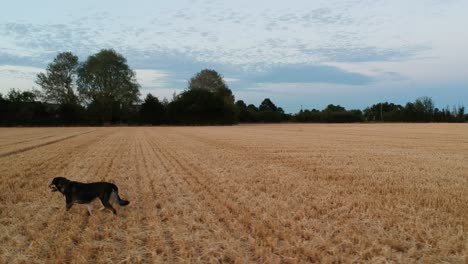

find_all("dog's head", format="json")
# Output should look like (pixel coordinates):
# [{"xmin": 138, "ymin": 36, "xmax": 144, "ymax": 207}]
[{"xmin": 49, "ymin": 176, "xmax": 69, "ymax": 193}]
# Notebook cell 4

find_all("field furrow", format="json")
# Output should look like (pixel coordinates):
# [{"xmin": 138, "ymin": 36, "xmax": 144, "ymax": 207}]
[
  {"xmin": 151, "ymin": 126, "xmax": 467, "ymax": 262},
  {"xmin": 151, "ymin": 130, "xmax": 332, "ymax": 262},
  {"xmin": 139, "ymin": 138, "xmax": 180, "ymax": 263},
  {"xmin": 0, "ymin": 125, "xmax": 466, "ymax": 263},
  {"xmin": 132, "ymin": 133, "xmax": 165, "ymax": 263},
  {"xmin": 0, "ymin": 128, "xmax": 88, "ymax": 146},
  {"xmin": 0, "ymin": 129, "xmax": 95, "ymax": 158},
  {"xmin": 143, "ymin": 130, "xmax": 253, "ymax": 262},
  {"xmin": 0, "ymin": 129, "xmax": 111, "ymax": 189}
]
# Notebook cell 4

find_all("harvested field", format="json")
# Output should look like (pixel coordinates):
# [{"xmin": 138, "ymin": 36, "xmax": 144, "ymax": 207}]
[{"xmin": 0, "ymin": 124, "xmax": 467, "ymax": 263}]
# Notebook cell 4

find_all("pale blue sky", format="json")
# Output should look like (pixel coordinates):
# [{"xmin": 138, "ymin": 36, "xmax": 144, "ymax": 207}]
[{"xmin": 1, "ymin": 0, "xmax": 467, "ymax": 112}]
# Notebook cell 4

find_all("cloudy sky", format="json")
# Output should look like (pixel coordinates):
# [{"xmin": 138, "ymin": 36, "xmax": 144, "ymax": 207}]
[{"xmin": 1, "ymin": 0, "xmax": 467, "ymax": 112}]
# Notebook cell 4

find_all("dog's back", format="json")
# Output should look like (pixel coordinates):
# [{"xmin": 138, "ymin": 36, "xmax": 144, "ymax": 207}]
[{"xmin": 67, "ymin": 181, "xmax": 115, "ymax": 203}]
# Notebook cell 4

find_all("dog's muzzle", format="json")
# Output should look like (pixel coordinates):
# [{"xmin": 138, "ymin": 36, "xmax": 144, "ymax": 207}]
[{"xmin": 49, "ymin": 184, "xmax": 58, "ymax": 192}]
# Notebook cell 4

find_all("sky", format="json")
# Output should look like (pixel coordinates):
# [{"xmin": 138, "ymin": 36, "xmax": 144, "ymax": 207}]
[{"xmin": 1, "ymin": 0, "xmax": 467, "ymax": 112}]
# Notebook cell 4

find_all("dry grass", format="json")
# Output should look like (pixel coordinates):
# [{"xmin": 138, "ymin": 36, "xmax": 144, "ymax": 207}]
[{"xmin": 0, "ymin": 124, "xmax": 466, "ymax": 263}]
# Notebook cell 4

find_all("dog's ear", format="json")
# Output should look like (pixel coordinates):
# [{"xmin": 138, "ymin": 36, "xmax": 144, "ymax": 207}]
[{"xmin": 53, "ymin": 176, "xmax": 67, "ymax": 183}]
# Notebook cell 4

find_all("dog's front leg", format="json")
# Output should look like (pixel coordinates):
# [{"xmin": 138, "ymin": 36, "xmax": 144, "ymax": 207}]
[
  {"xmin": 66, "ymin": 202, "xmax": 73, "ymax": 211},
  {"xmin": 65, "ymin": 196, "xmax": 73, "ymax": 211},
  {"xmin": 86, "ymin": 204, "xmax": 93, "ymax": 216}
]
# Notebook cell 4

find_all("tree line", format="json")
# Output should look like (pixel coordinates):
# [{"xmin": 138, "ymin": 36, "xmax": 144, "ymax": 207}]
[
  {"xmin": 0, "ymin": 50, "xmax": 466, "ymax": 126},
  {"xmin": 295, "ymin": 98, "xmax": 466, "ymax": 123}
]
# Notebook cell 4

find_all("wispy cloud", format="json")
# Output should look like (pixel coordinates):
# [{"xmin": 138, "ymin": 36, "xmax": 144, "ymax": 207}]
[
  {"xmin": 1, "ymin": 0, "xmax": 467, "ymax": 109},
  {"xmin": 306, "ymin": 46, "xmax": 431, "ymax": 62},
  {"xmin": 0, "ymin": 65, "xmax": 44, "ymax": 92},
  {"xmin": 0, "ymin": 1, "xmax": 433, "ymax": 68},
  {"xmin": 134, "ymin": 69, "xmax": 171, "ymax": 88}
]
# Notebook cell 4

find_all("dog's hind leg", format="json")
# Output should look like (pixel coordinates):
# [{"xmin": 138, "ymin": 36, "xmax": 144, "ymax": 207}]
[{"xmin": 100, "ymin": 197, "xmax": 117, "ymax": 215}]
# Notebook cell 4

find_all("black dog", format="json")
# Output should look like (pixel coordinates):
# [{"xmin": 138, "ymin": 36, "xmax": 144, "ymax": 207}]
[{"xmin": 49, "ymin": 176, "xmax": 129, "ymax": 215}]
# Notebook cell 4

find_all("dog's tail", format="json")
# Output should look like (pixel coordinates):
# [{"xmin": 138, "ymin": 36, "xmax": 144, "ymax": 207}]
[
  {"xmin": 119, "ymin": 197, "xmax": 130, "ymax": 206},
  {"xmin": 110, "ymin": 187, "xmax": 130, "ymax": 206}
]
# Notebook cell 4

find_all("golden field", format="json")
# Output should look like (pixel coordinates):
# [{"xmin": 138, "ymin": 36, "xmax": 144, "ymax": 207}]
[{"xmin": 0, "ymin": 124, "xmax": 466, "ymax": 263}]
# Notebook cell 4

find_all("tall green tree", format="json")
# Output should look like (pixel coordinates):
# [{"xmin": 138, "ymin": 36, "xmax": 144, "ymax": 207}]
[
  {"xmin": 363, "ymin": 102, "xmax": 404, "ymax": 122},
  {"xmin": 453, "ymin": 104, "xmax": 465, "ymax": 122},
  {"xmin": 414, "ymin": 96, "xmax": 434, "ymax": 121},
  {"xmin": 168, "ymin": 88, "xmax": 236, "ymax": 125},
  {"xmin": 140, "ymin": 93, "xmax": 165, "ymax": 125},
  {"xmin": 170, "ymin": 69, "xmax": 236, "ymax": 124},
  {"xmin": 36, "ymin": 52, "xmax": 79, "ymax": 104},
  {"xmin": 323, "ymin": 104, "xmax": 346, "ymax": 113},
  {"xmin": 259, "ymin": 98, "xmax": 278, "ymax": 112},
  {"xmin": 188, "ymin": 69, "xmax": 234, "ymax": 104},
  {"xmin": 258, "ymin": 98, "xmax": 283, "ymax": 122},
  {"xmin": 77, "ymin": 49, "xmax": 140, "ymax": 123},
  {"xmin": 235, "ymin": 100, "xmax": 247, "ymax": 111},
  {"xmin": 235, "ymin": 100, "xmax": 249, "ymax": 122}
]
